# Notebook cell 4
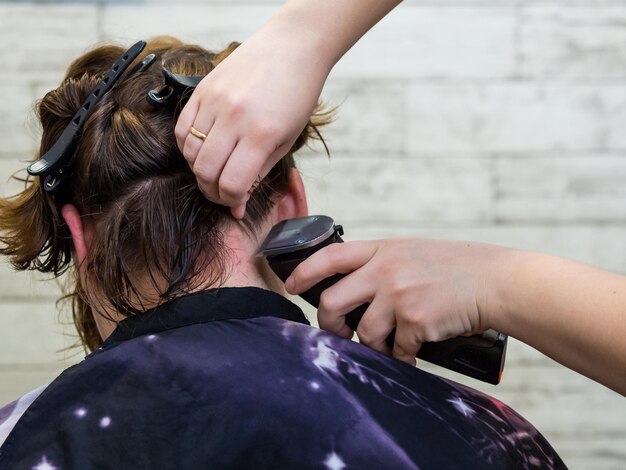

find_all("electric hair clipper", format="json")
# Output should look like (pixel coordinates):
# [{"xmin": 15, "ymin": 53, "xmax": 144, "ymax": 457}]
[{"xmin": 260, "ymin": 215, "xmax": 507, "ymax": 385}]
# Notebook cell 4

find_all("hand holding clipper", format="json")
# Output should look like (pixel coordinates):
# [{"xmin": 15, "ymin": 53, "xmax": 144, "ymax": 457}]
[{"xmin": 260, "ymin": 215, "xmax": 507, "ymax": 385}]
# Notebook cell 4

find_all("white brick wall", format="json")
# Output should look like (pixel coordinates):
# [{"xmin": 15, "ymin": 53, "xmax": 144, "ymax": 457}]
[
  {"xmin": 1, "ymin": 2, "xmax": 625, "ymax": 468},
  {"xmin": 408, "ymin": 83, "xmax": 626, "ymax": 152},
  {"xmin": 521, "ymin": 6, "xmax": 626, "ymax": 79}
]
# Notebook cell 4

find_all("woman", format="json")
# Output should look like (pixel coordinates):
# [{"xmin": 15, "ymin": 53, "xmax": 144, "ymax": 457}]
[
  {"xmin": 176, "ymin": 0, "xmax": 626, "ymax": 396},
  {"xmin": 0, "ymin": 38, "xmax": 564, "ymax": 468}
]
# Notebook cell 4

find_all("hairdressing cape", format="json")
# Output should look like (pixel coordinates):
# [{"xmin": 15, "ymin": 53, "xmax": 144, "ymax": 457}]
[{"xmin": 0, "ymin": 287, "xmax": 565, "ymax": 469}]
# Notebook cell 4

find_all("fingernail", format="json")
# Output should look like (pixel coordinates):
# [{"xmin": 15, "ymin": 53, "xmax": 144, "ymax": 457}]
[
  {"xmin": 339, "ymin": 324, "xmax": 354, "ymax": 340},
  {"xmin": 231, "ymin": 205, "xmax": 245, "ymax": 220},
  {"xmin": 285, "ymin": 277, "xmax": 295, "ymax": 293}
]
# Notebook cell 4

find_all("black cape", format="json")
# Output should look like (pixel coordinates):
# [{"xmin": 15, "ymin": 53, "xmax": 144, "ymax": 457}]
[{"xmin": 0, "ymin": 287, "xmax": 565, "ymax": 469}]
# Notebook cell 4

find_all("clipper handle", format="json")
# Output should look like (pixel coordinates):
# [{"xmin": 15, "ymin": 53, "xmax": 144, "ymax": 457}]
[{"xmin": 267, "ymin": 230, "xmax": 506, "ymax": 385}]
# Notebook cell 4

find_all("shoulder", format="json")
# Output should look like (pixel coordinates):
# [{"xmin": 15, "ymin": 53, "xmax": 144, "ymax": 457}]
[
  {"xmin": 0, "ymin": 383, "xmax": 49, "ymax": 448},
  {"xmin": 0, "ymin": 319, "xmax": 565, "ymax": 469}
]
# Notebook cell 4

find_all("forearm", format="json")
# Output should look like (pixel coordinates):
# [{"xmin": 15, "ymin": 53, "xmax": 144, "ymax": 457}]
[
  {"xmin": 265, "ymin": 0, "xmax": 402, "ymax": 71},
  {"xmin": 490, "ymin": 250, "xmax": 626, "ymax": 395}
]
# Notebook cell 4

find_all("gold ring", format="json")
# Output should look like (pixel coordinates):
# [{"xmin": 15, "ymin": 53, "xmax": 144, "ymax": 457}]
[{"xmin": 190, "ymin": 126, "xmax": 207, "ymax": 141}]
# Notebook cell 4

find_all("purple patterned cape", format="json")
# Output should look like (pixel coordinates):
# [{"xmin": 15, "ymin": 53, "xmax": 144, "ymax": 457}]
[{"xmin": 0, "ymin": 287, "xmax": 565, "ymax": 469}]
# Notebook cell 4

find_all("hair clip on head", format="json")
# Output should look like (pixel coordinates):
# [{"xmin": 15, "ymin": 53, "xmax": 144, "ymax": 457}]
[
  {"xmin": 147, "ymin": 68, "xmax": 204, "ymax": 107},
  {"xmin": 28, "ymin": 40, "xmax": 148, "ymax": 193}
]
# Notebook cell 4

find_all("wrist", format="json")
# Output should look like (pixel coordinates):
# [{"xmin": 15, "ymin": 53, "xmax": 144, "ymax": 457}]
[
  {"xmin": 265, "ymin": 2, "xmax": 339, "ymax": 74},
  {"xmin": 478, "ymin": 245, "xmax": 524, "ymax": 335},
  {"xmin": 270, "ymin": 0, "xmax": 401, "ymax": 73}
]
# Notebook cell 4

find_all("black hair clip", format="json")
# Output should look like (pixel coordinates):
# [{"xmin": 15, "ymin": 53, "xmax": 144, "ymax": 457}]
[
  {"xmin": 147, "ymin": 68, "xmax": 204, "ymax": 107},
  {"xmin": 129, "ymin": 53, "xmax": 157, "ymax": 76},
  {"xmin": 27, "ymin": 40, "xmax": 148, "ymax": 193}
]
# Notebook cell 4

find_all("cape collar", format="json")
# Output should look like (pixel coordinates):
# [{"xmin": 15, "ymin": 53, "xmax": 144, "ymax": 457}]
[{"xmin": 99, "ymin": 287, "xmax": 309, "ymax": 350}]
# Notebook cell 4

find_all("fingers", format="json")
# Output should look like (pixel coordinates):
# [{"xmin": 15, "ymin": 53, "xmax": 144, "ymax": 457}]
[
  {"xmin": 314, "ymin": 268, "xmax": 396, "ymax": 357},
  {"xmin": 177, "ymin": 94, "xmax": 253, "ymax": 211},
  {"xmin": 391, "ymin": 320, "xmax": 422, "ymax": 366},
  {"xmin": 355, "ymin": 295, "xmax": 395, "ymax": 355},
  {"xmin": 181, "ymin": 121, "xmax": 212, "ymax": 172},
  {"xmin": 173, "ymin": 30, "xmax": 330, "ymax": 216},
  {"xmin": 178, "ymin": 96, "xmax": 216, "ymax": 174},
  {"xmin": 216, "ymin": 138, "xmax": 278, "ymax": 210},
  {"xmin": 191, "ymin": 121, "xmax": 237, "ymax": 203},
  {"xmin": 175, "ymin": 97, "xmax": 200, "ymax": 152},
  {"xmin": 178, "ymin": 110, "xmax": 284, "ymax": 218},
  {"xmin": 219, "ymin": 153, "xmax": 274, "ymax": 220},
  {"xmin": 316, "ymin": 266, "xmax": 375, "ymax": 338},
  {"xmin": 230, "ymin": 204, "xmax": 246, "ymax": 220},
  {"xmin": 286, "ymin": 239, "xmax": 423, "ymax": 366},
  {"xmin": 183, "ymin": 128, "xmax": 282, "ymax": 219},
  {"xmin": 286, "ymin": 241, "xmax": 379, "ymax": 294}
]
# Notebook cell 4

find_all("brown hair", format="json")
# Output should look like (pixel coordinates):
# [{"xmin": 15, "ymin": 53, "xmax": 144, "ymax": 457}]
[{"xmin": 0, "ymin": 37, "xmax": 330, "ymax": 352}]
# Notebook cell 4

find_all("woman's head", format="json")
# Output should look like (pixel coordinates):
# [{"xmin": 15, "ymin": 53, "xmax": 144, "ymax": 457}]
[{"xmin": 0, "ymin": 37, "xmax": 328, "ymax": 351}]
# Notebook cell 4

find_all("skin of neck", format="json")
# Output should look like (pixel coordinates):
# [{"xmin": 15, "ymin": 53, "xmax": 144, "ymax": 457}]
[{"xmin": 61, "ymin": 169, "xmax": 308, "ymax": 341}]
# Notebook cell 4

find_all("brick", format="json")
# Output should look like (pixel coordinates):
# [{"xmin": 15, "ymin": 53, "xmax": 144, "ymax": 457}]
[
  {"xmin": 346, "ymin": 224, "xmax": 626, "ymax": 275},
  {"xmin": 103, "ymin": 5, "xmax": 516, "ymax": 80},
  {"xmin": 522, "ymin": 6, "xmax": 626, "ymax": 79},
  {"xmin": 102, "ymin": 5, "xmax": 277, "ymax": 46},
  {"xmin": 0, "ymin": 367, "xmax": 66, "ymax": 407},
  {"xmin": 0, "ymin": 5, "xmax": 98, "ymax": 82},
  {"xmin": 331, "ymin": 6, "xmax": 517, "ymax": 80},
  {"xmin": 408, "ymin": 83, "xmax": 626, "ymax": 152},
  {"xmin": 319, "ymin": 81, "xmax": 408, "ymax": 153},
  {"xmin": 0, "ymin": 262, "xmax": 62, "ymax": 300},
  {"xmin": 0, "ymin": 301, "xmax": 79, "ymax": 365},
  {"xmin": 495, "ymin": 154, "xmax": 626, "ymax": 222},
  {"xmin": 0, "ymin": 84, "xmax": 39, "ymax": 155},
  {"xmin": 0, "ymin": 161, "xmax": 55, "ymax": 303},
  {"xmin": 0, "ymin": 158, "xmax": 33, "ymax": 196},
  {"xmin": 300, "ymin": 153, "xmax": 491, "ymax": 224}
]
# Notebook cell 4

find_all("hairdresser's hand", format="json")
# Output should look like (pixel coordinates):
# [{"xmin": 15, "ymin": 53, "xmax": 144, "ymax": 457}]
[
  {"xmin": 285, "ymin": 238, "xmax": 507, "ymax": 365},
  {"xmin": 176, "ymin": 0, "xmax": 401, "ymax": 219},
  {"xmin": 176, "ymin": 20, "xmax": 332, "ymax": 219},
  {"xmin": 286, "ymin": 237, "xmax": 626, "ymax": 394}
]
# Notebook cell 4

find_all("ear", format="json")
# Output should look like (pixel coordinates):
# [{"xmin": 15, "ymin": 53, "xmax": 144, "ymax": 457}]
[
  {"xmin": 275, "ymin": 169, "xmax": 308, "ymax": 222},
  {"xmin": 61, "ymin": 204, "xmax": 88, "ymax": 266}
]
